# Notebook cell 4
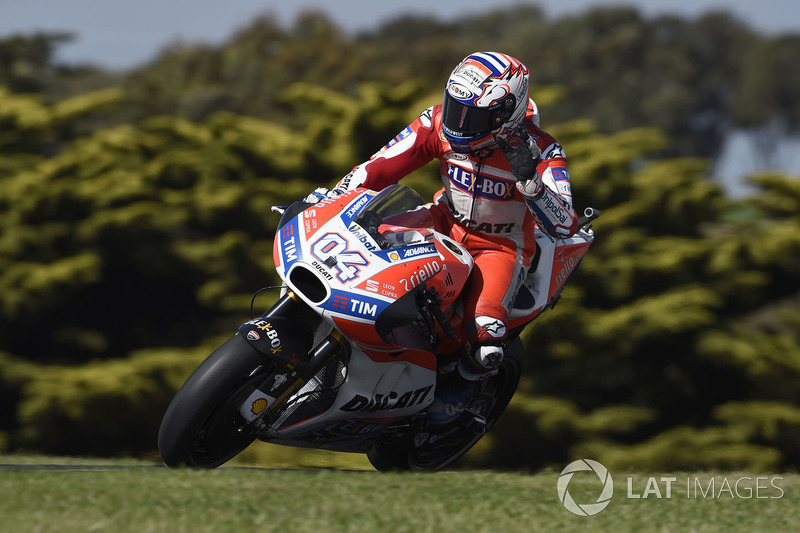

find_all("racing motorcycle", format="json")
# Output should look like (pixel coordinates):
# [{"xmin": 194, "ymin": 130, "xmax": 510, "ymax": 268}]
[{"xmin": 158, "ymin": 184, "xmax": 598, "ymax": 471}]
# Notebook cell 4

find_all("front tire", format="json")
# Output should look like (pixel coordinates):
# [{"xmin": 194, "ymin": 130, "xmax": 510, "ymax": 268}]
[{"xmin": 158, "ymin": 335, "xmax": 271, "ymax": 468}]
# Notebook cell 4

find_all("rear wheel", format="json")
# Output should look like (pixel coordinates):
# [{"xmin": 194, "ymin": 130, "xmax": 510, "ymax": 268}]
[
  {"xmin": 366, "ymin": 438, "xmax": 413, "ymax": 472},
  {"xmin": 368, "ymin": 339, "xmax": 523, "ymax": 472},
  {"xmin": 158, "ymin": 335, "xmax": 271, "ymax": 468}
]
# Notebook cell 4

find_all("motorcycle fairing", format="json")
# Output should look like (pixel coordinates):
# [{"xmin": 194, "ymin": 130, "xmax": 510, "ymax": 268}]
[
  {"xmin": 276, "ymin": 188, "xmax": 473, "ymax": 352},
  {"xmin": 508, "ymin": 228, "xmax": 594, "ymax": 328},
  {"xmin": 270, "ymin": 346, "xmax": 436, "ymax": 439},
  {"xmin": 548, "ymin": 239, "xmax": 592, "ymax": 301}
]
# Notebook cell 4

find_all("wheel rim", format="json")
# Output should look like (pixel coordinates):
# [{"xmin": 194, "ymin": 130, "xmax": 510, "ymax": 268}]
[{"xmin": 409, "ymin": 359, "xmax": 518, "ymax": 471}]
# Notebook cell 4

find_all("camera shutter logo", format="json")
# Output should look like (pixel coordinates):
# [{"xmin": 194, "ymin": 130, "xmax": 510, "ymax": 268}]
[{"xmin": 557, "ymin": 459, "xmax": 614, "ymax": 516}]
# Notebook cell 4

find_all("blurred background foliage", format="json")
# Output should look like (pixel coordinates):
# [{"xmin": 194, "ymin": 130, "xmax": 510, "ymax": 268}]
[{"xmin": 1, "ymin": 5, "xmax": 799, "ymax": 471}]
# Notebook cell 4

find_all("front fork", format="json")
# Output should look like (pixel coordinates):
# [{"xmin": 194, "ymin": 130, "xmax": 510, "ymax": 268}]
[{"xmin": 236, "ymin": 292, "xmax": 346, "ymax": 429}]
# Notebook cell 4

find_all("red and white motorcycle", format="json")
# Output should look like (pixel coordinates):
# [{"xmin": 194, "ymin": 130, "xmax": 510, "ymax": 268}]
[{"xmin": 158, "ymin": 184, "xmax": 597, "ymax": 471}]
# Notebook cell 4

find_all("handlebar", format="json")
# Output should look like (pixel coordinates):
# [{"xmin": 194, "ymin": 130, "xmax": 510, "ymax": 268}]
[{"xmin": 577, "ymin": 207, "xmax": 601, "ymax": 229}]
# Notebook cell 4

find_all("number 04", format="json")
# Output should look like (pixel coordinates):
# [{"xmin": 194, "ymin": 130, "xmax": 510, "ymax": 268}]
[{"xmin": 311, "ymin": 233, "xmax": 369, "ymax": 283}]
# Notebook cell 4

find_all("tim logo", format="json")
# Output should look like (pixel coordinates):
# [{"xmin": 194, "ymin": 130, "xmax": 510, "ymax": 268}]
[
  {"xmin": 332, "ymin": 295, "xmax": 349, "ymax": 310},
  {"xmin": 280, "ymin": 221, "xmax": 301, "ymax": 266},
  {"xmin": 552, "ymin": 167, "xmax": 570, "ymax": 182},
  {"xmin": 328, "ymin": 291, "xmax": 383, "ymax": 320}
]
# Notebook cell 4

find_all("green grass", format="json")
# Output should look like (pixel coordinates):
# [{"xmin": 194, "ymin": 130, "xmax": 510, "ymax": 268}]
[{"xmin": 1, "ymin": 457, "xmax": 799, "ymax": 532}]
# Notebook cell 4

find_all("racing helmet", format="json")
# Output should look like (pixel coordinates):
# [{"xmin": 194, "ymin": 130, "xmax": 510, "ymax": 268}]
[{"xmin": 442, "ymin": 52, "xmax": 530, "ymax": 153}]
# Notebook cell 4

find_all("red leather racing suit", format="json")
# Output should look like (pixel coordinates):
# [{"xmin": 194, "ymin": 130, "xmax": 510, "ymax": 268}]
[{"xmin": 335, "ymin": 101, "xmax": 578, "ymax": 347}]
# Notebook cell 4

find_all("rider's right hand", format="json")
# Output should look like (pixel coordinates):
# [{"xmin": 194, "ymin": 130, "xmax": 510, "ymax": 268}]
[{"xmin": 303, "ymin": 187, "xmax": 342, "ymax": 204}]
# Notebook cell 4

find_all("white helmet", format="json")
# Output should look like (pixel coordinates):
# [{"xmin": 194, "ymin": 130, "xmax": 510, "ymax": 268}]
[{"xmin": 442, "ymin": 52, "xmax": 530, "ymax": 153}]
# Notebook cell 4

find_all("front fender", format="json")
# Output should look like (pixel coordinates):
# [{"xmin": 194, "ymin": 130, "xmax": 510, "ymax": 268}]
[{"xmin": 238, "ymin": 292, "xmax": 322, "ymax": 373}]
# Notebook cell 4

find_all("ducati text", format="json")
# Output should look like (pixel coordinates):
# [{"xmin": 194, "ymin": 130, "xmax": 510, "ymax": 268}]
[{"xmin": 340, "ymin": 385, "xmax": 433, "ymax": 412}]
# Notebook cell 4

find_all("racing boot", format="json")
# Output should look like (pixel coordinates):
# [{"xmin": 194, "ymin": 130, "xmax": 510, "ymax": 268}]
[{"xmin": 427, "ymin": 344, "xmax": 503, "ymax": 425}]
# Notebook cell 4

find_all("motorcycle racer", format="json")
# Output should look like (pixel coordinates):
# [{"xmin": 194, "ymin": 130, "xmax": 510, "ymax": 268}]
[{"xmin": 310, "ymin": 52, "xmax": 578, "ymax": 423}]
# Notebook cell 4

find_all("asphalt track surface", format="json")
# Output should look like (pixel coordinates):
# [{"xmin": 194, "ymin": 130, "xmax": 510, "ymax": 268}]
[
  {"xmin": 0, "ymin": 463, "xmax": 168, "ymax": 471},
  {"xmin": 0, "ymin": 463, "xmax": 370, "ymax": 472}
]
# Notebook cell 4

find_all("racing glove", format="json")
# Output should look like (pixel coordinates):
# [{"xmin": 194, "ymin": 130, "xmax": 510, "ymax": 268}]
[
  {"xmin": 303, "ymin": 187, "xmax": 342, "ymax": 204},
  {"xmin": 270, "ymin": 187, "xmax": 342, "ymax": 216},
  {"xmin": 497, "ymin": 127, "xmax": 543, "ymax": 197}
]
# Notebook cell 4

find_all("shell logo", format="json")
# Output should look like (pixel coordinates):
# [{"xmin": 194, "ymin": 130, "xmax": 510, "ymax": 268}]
[{"xmin": 250, "ymin": 397, "xmax": 269, "ymax": 415}]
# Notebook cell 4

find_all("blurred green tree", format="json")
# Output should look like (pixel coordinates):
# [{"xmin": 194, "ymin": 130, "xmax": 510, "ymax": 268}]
[{"xmin": 1, "ymin": 7, "xmax": 799, "ymax": 469}]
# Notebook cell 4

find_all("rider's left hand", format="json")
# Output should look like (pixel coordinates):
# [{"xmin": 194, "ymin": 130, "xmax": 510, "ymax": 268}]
[
  {"xmin": 497, "ymin": 127, "xmax": 542, "ymax": 193},
  {"xmin": 497, "ymin": 127, "xmax": 542, "ymax": 181}
]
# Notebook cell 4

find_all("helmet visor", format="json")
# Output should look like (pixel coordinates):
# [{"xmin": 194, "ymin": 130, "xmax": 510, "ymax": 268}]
[{"xmin": 442, "ymin": 93, "xmax": 511, "ymax": 136}]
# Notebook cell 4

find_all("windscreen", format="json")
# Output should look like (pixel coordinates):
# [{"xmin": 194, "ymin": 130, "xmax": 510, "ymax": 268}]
[
  {"xmin": 360, "ymin": 185, "xmax": 427, "ymax": 219},
  {"xmin": 353, "ymin": 185, "xmax": 434, "ymax": 249}
]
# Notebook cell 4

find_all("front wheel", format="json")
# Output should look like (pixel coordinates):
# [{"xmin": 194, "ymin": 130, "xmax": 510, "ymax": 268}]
[{"xmin": 158, "ymin": 335, "xmax": 271, "ymax": 468}]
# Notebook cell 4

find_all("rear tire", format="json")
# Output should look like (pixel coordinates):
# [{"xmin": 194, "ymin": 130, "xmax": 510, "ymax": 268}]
[
  {"xmin": 366, "ymin": 439, "xmax": 413, "ymax": 472},
  {"xmin": 158, "ymin": 335, "xmax": 271, "ymax": 468},
  {"xmin": 368, "ymin": 338, "xmax": 523, "ymax": 472}
]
